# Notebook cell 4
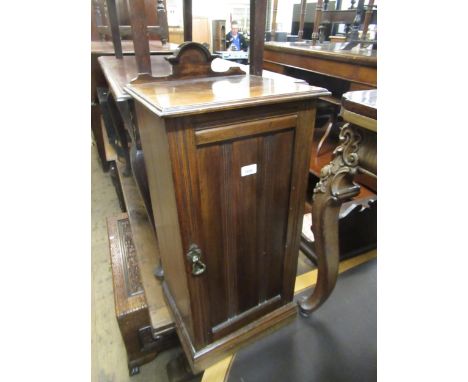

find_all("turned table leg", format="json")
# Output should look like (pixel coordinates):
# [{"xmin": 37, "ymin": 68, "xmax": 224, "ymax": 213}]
[{"xmin": 299, "ymin": 123, "xmax": 362, "ymax": 316}]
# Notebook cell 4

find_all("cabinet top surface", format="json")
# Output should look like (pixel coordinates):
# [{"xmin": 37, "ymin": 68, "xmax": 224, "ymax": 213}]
[
  {"xmin": 99, "ymin": 55, "xmax": 326, "ymax": 103},
  {"xmin": 264, "ymin": 41, "xmax": 377, "ymax": 66},
  {"xmin": 124, "ymin": 70, "xmax": 329, "ymax": 117}
]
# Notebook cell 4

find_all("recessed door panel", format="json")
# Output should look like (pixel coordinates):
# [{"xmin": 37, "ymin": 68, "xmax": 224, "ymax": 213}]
[{"xmin": 195, "ymin": 119, "xmax": 296, "ymax": 338}]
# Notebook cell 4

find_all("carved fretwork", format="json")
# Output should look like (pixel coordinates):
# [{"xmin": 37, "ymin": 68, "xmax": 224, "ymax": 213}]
[{"xmin": 298, "ymin": 123, "xmax": 362, "ymax": 316}]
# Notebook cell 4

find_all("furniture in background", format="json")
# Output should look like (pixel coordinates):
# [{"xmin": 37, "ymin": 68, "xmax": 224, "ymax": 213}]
[
  {"xmin": 95, "ymin": 0, "xmax": 178, "ymax": 228},
  {"xmin": 214, "ymin": 50, "xmax": 249, "ymax": 64},
  {"xmin": 91, "ymin": 41, "xmax": 177, "ymax": 174},
  {"xmin": 169, "ymin": 26, "xmax": 184, "ymax": 44},
  {"xmin": 104, "ymin": 52, "xmax": 327, "ymax": 376},
  {"xmin": 212, "ymin": 20, "xmax": 226, "ymax": 52},
  {"xmin": 92, "ymin": 0, "xmax": 169, "ymax": 43},
  {"xmin": 299, "ymin": 89, "xmax": 377, "ymax": 315},
  {"xmin": 93, "ymin": 0, "xmax": 180, "ymax": 375},
  {"xmin": 294, "ymin": 0, "xmax": 377, "ymax": 44},
  {"xmin": 91, "ymin": 0, "xmax": 177, "ymax": 175},
  {"xmin": 101, "ymin": 0, "xmax": 284, "ymax": 375},
  {"xmin": 193, "ymin": 17, "xmax": 211, "ymax": 47},
  {"xmin": 263, "ymin": 40, "xmax": 376, "ymax": 263}
]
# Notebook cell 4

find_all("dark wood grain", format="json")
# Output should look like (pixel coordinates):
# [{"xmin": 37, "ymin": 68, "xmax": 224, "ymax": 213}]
[
  {"xmin": 249, "ymin": 0, "xmax": 267, "ymax": 76},
  {"xmin": 271, "ymin": 0, "xmax": 279, "ymax": 38},
  {"xmin": 136, "ymin": 102, "xmax": 196, "ymax": 341},
  {"xmin": 107, "ymin": 213, "xmax": 178, "ymax": 375}
]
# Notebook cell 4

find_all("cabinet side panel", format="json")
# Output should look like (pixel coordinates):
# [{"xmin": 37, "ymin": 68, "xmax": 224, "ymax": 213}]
[
  {"xmin": 136, "ymin": 103, "xmax": 194, "ymax": 339},
  {"xmin": 282, "ymin": 101, "xmax": 317, "ymax": 302}
]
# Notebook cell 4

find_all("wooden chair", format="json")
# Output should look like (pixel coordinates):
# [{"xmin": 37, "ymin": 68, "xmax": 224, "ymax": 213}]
[{"xmin": 297, "ymin": 0, "xmax": 377, "ymax": 44}]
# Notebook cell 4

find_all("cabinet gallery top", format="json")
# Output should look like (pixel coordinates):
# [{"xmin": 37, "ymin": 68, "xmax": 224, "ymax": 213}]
[{"xmin": 124, "ymin": 74, "xmax": 329, "ymax": 117}]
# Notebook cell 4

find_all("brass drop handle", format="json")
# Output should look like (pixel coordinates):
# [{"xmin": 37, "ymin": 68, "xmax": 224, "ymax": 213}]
[{"xmin": 186, "ymin": 244, "xmax": 206, "ymax": 276}]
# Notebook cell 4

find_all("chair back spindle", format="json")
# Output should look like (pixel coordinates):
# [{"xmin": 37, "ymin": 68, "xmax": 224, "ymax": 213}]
[{"xmin": 106, "ymin": 0, "xmax": 123, "ymax": 58}]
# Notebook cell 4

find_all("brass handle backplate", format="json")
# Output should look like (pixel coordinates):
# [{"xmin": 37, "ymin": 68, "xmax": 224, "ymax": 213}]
[{"xmin": 186, "ymin": 244, "xmax": 206, "ymax": 276}]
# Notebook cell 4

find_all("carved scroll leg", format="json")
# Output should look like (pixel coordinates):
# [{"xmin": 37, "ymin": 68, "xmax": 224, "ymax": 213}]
[{"xmin": 299, "ymin": 123, "xmax": 361, "ymax": 316}]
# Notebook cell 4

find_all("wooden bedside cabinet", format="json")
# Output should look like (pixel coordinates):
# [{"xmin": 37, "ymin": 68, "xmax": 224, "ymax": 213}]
[{"xmin": 124, "ymin": 42, "xmax": 329, "ymax": 373}]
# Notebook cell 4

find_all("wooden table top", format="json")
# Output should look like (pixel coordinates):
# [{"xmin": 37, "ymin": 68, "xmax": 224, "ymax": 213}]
[
  {"xmin": 264, "ymin": 41, "xmax": 377, "ymax": 67},
  {"xmin": 91, "ymin": 40, "xmax": 178, "ymax": 55},
  {"xmin": 341, "ymin": 89, "xmax": 377, "ymax": 131},
  {"xmin": 125, "ymin": 70, "xmax": 329, "ymax": 117},
  {"xmin": 99, "ymin": 55, "xmax": 330, "ymax": 106},
  {"xmin": 98, "ymin": 55, "xmax": 172, "ymax": 101}
]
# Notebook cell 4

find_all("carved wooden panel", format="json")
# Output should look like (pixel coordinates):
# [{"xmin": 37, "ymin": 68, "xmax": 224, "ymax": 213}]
[{"xmin": 116, "ymin": 217, "xmax": 144, "ymax": 297}]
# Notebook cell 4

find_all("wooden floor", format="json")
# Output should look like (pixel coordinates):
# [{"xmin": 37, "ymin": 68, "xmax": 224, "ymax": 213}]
[{"xmin": 91, "ymin": 143, "xmax": 182, "ymax": 382}]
